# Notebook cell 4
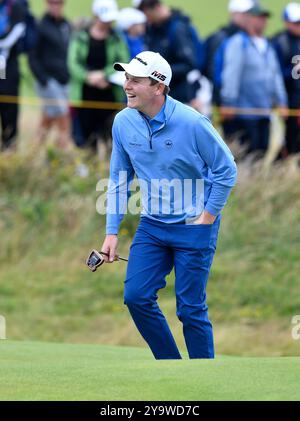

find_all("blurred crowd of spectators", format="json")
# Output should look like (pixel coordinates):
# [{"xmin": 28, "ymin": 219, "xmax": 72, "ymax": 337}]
[{"xmin": 0, "ymin": 0, "xmax": 299, "ymax": 161}]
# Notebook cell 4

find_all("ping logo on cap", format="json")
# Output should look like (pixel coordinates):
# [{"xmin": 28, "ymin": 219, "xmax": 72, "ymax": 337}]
[{"xmin": 151, "ymin": 71, "xmax": 166, "ymax": 82}]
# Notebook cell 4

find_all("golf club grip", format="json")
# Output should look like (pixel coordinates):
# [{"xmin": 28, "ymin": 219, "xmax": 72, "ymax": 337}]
[{"xmin": 99, "ymin": 251, "xmax": 128, "ymax": 262}]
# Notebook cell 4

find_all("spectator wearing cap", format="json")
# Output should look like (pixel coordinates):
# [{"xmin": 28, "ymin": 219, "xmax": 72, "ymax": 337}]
[
  {"xmin": 117, "ymin": 7, "xmax": 147, "ymax": 59},
  {"xmin": 202, "ymin": 0, "xmax": 257, "ymax": 140},
  {"xmin": 220, "ymin": 5, "xmax": 288, "ymax": 156},
  {"xmin": 203, "ymin": 0, "xmax": 256, "ymax": 84},
  {"xmin": 133, "ymin": 0, "xmax": 201, "ymax": 104},
  {"xmin": 272, "ymin": 3, "xmax": 300, "ymax": 156},
  {"xmin": 29, "ymin": 0, "xmax": 72, "ymax": 150},
  {"xmin": 68, "ymin": 0, "xmax": 129, "ymax": 155}
]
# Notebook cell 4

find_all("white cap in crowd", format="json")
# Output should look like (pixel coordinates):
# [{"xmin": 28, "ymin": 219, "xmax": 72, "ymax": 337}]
[
  {"xmin": 117, "ymin": 7, "xmax": 146, "ymax": 31},
  {"xmin": 114, "ymin": 51, "xmax": 172, "ymax": 86},
  {"xmin": 283, "ymin": 2, "xmax": 300, "ymax": 22},
  {"xmin": 92, "ymin": 0, "xmax": 119, "ymax": 23},
  {"xmin": 132, "ymin": 0, "xmax": 143, "ymax": 8},
  {"xmin": 228, "ymin": 0, "xmax": 255, "ymax": 13}
]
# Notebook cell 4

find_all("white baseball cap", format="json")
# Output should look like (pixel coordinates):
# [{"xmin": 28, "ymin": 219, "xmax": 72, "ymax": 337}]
[
  {"xmin": 132, "ymin": 0, "xmax": 143, "ymax": 8},
  {"xmin": 117, "ymin": 7, "xmax": 146, "ymax": 31},
  {"xmin": 92, "ymin": 0, "xmax": 119, "ymax": 23},
  {"xmin": 114, "ymin": 51, "xmax": 172, "ymax": 86},
  {"xmin": 228, "ymin": 0, "xmax": 255, "ymax": 13},
  {"xmin": 283, "ymin": 3, "xmax": 300, "ymax": 23}
]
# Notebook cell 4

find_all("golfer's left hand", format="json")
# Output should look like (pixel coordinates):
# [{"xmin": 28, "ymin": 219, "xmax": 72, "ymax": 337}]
[{"xmin": 193, "ymin": 210, "xmax": 216, "ymax": 225}]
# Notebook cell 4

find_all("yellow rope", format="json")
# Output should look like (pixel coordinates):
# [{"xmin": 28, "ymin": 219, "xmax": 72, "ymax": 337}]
[{"xmin": 0, "ymin": 94, "xmax": 299, "ymax": 116}]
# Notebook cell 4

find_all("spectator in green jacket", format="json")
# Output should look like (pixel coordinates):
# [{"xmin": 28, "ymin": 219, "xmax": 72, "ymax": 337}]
[{"xmin": 68, "ymin": 0, "xmax": 129, "ymax": 156}]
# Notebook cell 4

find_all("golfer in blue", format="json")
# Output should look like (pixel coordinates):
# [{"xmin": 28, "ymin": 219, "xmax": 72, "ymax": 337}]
[{"xmin": 101, "ymin": 51, "xmax": 237, "ymax": 359}]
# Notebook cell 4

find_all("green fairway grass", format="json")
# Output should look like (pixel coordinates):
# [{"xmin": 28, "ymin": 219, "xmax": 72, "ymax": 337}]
[{"xmin": 0, "ymin": 340, "xmax": 300, "ymax": 401}]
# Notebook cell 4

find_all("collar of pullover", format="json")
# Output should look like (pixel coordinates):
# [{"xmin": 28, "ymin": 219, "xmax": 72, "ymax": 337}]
[
  {"xmin": 141, "ymin": 100, "xmax": 166, "ymax": 133},
  {"xmin": 137, "ymin": 95, "xmax": 177, "ymax": 133}
]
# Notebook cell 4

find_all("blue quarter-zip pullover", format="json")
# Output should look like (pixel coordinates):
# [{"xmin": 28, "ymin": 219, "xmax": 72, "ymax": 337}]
[{"xmin": 106, "ymin": 95, "xmax": 237, "ymax": 234}]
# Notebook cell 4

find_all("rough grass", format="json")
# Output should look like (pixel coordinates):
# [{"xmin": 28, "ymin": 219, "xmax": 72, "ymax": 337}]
[
  {"xmin": 0, "ymin": 138, "xmax": 299, "ymax": 356},
  {"xmin": 1, "ymin": 340, "xmax": 300, "ymax": 401}
]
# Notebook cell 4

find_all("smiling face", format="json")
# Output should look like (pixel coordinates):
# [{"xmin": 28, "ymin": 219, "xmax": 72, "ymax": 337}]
[{"xmin": 124, "ymin": 73, "xmax": 165, "ymax": 117}]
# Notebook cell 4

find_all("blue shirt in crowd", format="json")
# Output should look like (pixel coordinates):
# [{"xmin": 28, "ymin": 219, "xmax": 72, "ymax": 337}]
[{"xmin": 221, "ymin": 31, "xmax": 287, "ymax": 118}]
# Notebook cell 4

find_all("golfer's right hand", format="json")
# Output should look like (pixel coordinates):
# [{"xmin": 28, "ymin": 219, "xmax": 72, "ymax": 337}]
[{"xmin": 101, "ymin": 235, "xmax": 118, "ymax": 263}]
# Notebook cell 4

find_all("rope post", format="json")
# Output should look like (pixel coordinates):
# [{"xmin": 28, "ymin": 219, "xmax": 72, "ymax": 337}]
[{"xmin": 0, "ymin": 315, "xmax": 6, "ymax": 339}]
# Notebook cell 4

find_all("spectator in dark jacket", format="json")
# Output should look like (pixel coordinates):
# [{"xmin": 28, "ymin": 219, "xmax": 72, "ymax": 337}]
[
  {"xmin": 134, "ymin": 0, "xmax": 199, "ymax": 104},
  {"xmin": 0, "ymin": 0, "xmax": 25, "ymax": 151},
  {"xmin": 272, "ymin": 3, "xmax": 300, "ymax": 156},
  {"xmin": 29, "ymin": 0, "xmax": 72, "ymax": 150}
]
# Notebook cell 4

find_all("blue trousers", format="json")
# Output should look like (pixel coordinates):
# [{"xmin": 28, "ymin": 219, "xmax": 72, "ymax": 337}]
[{"xmin": 124, "ymin": 216, "xmax": 221, "ymax": 360}]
